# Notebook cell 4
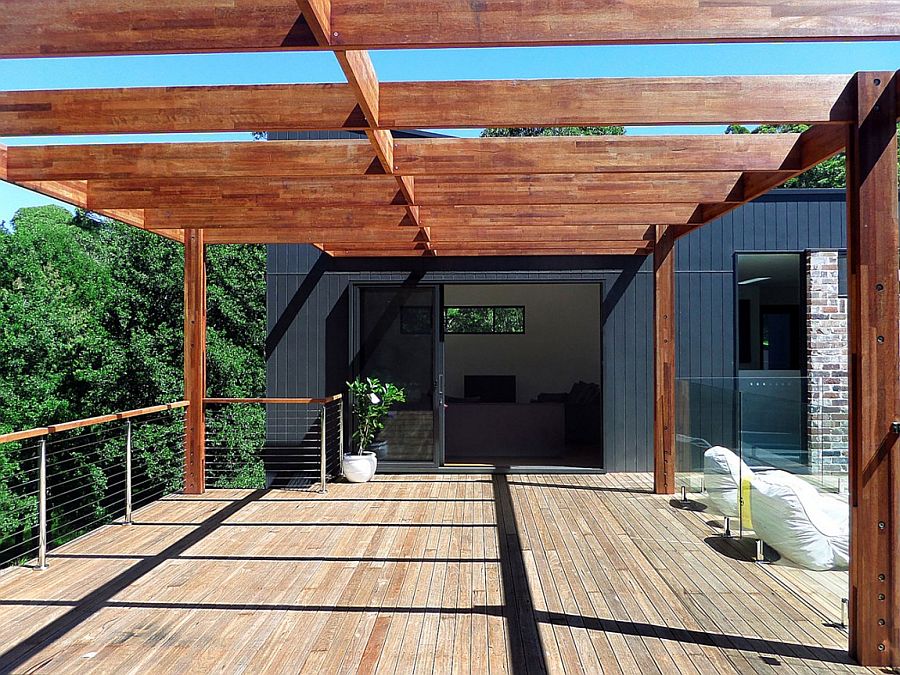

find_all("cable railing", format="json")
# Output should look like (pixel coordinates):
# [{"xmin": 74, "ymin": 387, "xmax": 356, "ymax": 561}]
[
  {"xmin": 0, "ymin": 402, "xmax": 188, "ymax": 571},
  {"xmin": 204, "ymin": 395, "xmax": 344, "ymax": 492}
]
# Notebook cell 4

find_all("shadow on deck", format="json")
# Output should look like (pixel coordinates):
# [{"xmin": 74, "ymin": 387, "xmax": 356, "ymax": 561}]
[{"xmin": 0, "ymin": 474, "xmax": 863, "ymax": 674}]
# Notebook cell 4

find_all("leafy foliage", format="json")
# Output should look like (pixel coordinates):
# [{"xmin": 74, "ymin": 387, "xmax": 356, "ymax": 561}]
[
  {"xmin": 482, "ymin": 126, "xmax": 625, "ymax": 138},
  {"xmin": 726, "ymin": 123, "xmax": 900, "ymax": 188},
  {"xmin": 347, "ymin": 377, "xmax": 406, "ymax": 453},
  {"xmin": 0, "ymin": 206, "xmax": 265, "ymax": 563}
]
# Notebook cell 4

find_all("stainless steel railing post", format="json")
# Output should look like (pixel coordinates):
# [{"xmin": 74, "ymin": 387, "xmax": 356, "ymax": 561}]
[
  {"xmin": 125, "ymin": 420, "xmax": 133, "ymax": 525},
  {"xmin": 319, "ymin": 404, "xmax": 327, "ymax": 494},
  {"xmin": 37, "ymin": 438, "xmax": 48, "ymax": 570},
  {"xmin": 338, "ymin": 398, "xmax": 345, "ymax": 477}
]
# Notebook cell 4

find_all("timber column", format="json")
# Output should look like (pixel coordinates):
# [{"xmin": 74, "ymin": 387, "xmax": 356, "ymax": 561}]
[
  {"xmin": 654, "ymin": 224, "xmax": 676, "ymax": 494},
  {"xmin": 846, "ymin": 71, "xmax": 900, "ymax": 667},
  {"xmin": 184, "ymin": 228, "xmax": 207, "ymax": 494}
]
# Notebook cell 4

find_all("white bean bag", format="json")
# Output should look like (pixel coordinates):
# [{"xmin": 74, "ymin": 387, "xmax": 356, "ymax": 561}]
[
  {"xmin": 703, "ymin": 446, "xmax": 752, "ymax": 518},
  {"xmin": 748, "ymin": 471, "xmax": 849, "ymax": 571}
]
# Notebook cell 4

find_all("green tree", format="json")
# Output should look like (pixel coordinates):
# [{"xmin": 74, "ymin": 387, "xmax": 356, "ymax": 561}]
[
  {"xmin": 481, "ymin": 126, "xmax": 625, "ymax": 137},
  {"xmin": 726, "ymin": 123, "xmax": 900, "ymax": 188},
  {"xmin": 0, "ymin": 206, "xmax": 267, "ymax": 564}
]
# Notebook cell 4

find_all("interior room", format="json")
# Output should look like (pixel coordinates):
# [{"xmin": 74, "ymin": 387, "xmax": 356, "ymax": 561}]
[{"xmin": 442, "ymin": 283, "xmax": 603, "ymax": 468}]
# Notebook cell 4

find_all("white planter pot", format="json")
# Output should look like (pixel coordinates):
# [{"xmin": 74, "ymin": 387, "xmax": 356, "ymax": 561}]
[{"xmin": 343, "ymin": 451, "xmax": 378, "ymax": 483}]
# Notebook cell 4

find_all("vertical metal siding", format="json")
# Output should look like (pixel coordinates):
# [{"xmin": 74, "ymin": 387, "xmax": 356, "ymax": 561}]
[{"xmin": 267, "ymin": 186, "xmax": 853, "ymax": 472}]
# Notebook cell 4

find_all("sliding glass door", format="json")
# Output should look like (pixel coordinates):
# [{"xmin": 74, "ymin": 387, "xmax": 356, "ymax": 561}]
[{"xmin": 354, "ymin": 285, "xmax": 441, "ymax": 466}]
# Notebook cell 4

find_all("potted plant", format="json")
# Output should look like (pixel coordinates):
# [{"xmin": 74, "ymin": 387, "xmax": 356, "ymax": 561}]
[{"xmin": 344, "ymin": 377, "xmax": 406, "ymax": 483}]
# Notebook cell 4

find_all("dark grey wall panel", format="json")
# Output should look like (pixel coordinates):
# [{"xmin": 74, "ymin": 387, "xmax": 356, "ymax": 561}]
[{"xmin": 267, "ymin": 188, "xmax": 858, "ymax": 473}]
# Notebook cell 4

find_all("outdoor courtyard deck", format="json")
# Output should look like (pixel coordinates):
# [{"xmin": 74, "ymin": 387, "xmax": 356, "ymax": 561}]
[{"xmin": 0, "ymin": 473, "xmax": 863, "ymax": 674}]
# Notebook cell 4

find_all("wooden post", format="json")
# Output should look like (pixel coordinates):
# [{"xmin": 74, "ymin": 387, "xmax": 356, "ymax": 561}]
[
  {"xmin": 654, "ymin": 224, "xmax": 676, "ymax": 494},
  {"xmin": 846, "ymin": 71, "xmax": 900, "ymax": 667},
  {"xmin": 184, "ymin": 228, "xmax": 207, "ymax": 495}
]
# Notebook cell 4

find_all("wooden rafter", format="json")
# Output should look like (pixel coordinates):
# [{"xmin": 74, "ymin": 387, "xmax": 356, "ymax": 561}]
[
  {"xmin": 0, "ymin": 75, "xmax": 856, "ymax": 137},
  {"xmin": 688, "ymin": 124, "xmax": 848, "ymax": 226},
  {"xmin": 1, "ymin": 1, "xmax": 897, "ymax": 58},
  {"xmin": 2, "ymin": 134, "xmax": 822, "ymax": 181},
  {"xmin": 297, "ymin": 1, "xmax": 423, "ymax": 252},
  {"xmin": 140, "ymin": 203, "xmax": 697, "ymax": 228}
]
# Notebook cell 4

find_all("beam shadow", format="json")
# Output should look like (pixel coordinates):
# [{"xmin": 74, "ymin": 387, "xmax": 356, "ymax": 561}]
[
  {"xmin": 131, "ymin": 522, "xmax": 499, "ymax": 528},
  {"xmin": 493, "ymin": 474, "xmax": 547, "ymax": 674},
  {"xmin": 505, "ymin": 480, "xmax": 652, "ymax": 495},
  {"xmin": 0, "ymin": 600, "xmax": 856, "ymax": 666},
  {"xmin": 50, "ymin": 553, "xmax": 501, "ymax": 564},
  {"xmin": 0, "ymin": 490, "xmax": 267, "ymax": 674}
]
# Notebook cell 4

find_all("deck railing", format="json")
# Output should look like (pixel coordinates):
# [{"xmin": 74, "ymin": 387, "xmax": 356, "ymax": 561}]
[
  {"xmin": 0, "ymin": 402, "xmax": 188, "ymax": 570},
  {"xmin": 0, "ymin": 395, "xmax": 346, "ymax": 571},
  {"xmin": 204, "ymin": 396, "xmax": 344, "ymax": 492}
]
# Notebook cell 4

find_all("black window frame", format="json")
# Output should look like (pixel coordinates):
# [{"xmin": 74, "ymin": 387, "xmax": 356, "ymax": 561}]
[{"xmin": 442, "ymin": 305, "xmax": 526, "ymax": 335}]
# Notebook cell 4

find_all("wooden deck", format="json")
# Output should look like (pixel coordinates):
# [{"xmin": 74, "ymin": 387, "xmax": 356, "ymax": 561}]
[{"xmin": 0, "ymin": 473, "xmax": 867, "ymax": 674}]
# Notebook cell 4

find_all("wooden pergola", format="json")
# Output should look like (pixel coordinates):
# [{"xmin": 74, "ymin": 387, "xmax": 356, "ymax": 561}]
[{"xmin": 0, "ymin": 0, "xmax": 898, "ymax": 666}]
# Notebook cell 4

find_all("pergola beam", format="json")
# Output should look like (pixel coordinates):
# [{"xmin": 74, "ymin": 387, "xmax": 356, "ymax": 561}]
[
  {"xmin": 393, "ymin": 134, "xmax": 811, "ymax": 175},
  {"xmin": 140, "ymin": 203, "xmax": 700, "ymax": 229},
  {"xmin": 0, "ymin": 76, "xmax": 856, "ymax": 137},
  {"xmin": 2, "ymin": 134, "xmax": 819, "ymax": 181},
  {"xmin": 683, "ymin": 124, "xmax": 848, "ymax": 228},
  {"xmin": 1, "ymin": 1, "xmax": 897, "ymax": 58},
  {"xmin": 82, "ymin": 173, "xmax": 744, "ymax": 208}
]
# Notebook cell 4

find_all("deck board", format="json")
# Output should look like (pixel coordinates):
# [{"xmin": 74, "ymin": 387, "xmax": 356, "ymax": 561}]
[{"xmin": 0, "ymin": 474, "xmax": 870, "ymax": 674}]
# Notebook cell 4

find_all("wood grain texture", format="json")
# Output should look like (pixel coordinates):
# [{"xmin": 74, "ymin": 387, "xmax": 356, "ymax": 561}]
[
  {"xmin": 846, "ymin": 71, "xmax": 900, "ymax": 668},
  {"xmin": 683, "ymin": 124, "xmax": 848, "ymax": 228},
  {"xmin": 183, "ymin": 229, "xmax": 206, "ymax": 496},
  {"xmin": 414, "ymin": 173, "xmax": 746, "ymax": 205},
  {"xmin": 3, "ymin": 134, "xmax": 820, "ymax": 181},
  {"xmin": 141, "ymin": 203, "xmax": 698, "ymax": 228},
  {"xmin": 5, "ymin": 140, "xmax": 382, "ymax": 180},
  {"xmin": 86, "ymin": 176, "xmax": 404, "ymax": 208},
  {"xmin": 393, "ymin": 134, "xmax": 807, "ymax": 175},
  {"xmin": 0, "ymin": 1, "xmax": 896, "ymax": 58},
  {"xmin": 330, "ymin": 0, "xmax": 900, "ymax": 48},
  {"xmin": 380, "ymin": 76, "xmax": 856, "ymax": 128},
  {"xmin": 653, "ymin": 224, "xmax": 676, "ymax": 495},
  {"xmin": 0, "ymin": 474, "xmax": 862, "ymax": 674},
  {"xmin": 0, "ymin": 75, "xmax": 854, "ymax": 136},
  {"xmin": 0, "ymin": 84, "xmax": 365, "ymax": 136}
]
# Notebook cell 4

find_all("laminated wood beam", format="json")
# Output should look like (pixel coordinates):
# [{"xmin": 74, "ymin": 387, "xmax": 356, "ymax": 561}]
[
  {"xmin": 1, "ymin": 1, "xmax": 897, "ymax": 58},
  {"xmin": 414, "ymin": 173, "xmax": 746, "ymax": 206},
  {"xmin": 87, "ymin": 176, "xmax": 405, "ymax": 209},
  {"xmin": 141, "ymin": 203, "xmax": 699, "ymax": 228},
  {"xmin": 393, "ymin": 134, "xmax": 808, "ymax": 175},
  {"xmin": 4, "ymin": 140, "xmax": 381, "ymax": 180},
  {"xmin": 689, "ymin": 124, "xmax": 847, "ymax": 226},
  {"xmin": 379, "ymin": 76, "xmax": 856, "ymax": 129},
  {"xmin": 329, "ymin": 1, "xmax": 900, "ymax": 49},
  {"xmin": 0, "ymin": 76, "xmax": 855, "ymax": 137},
  {"xmin": 0, "ymin": 84, "xmax": 365, "ymax": 137},
  {"xmin": 326, "ymin": 245, "xmax": 651, "ymax": 258},
  {"xmin": 297, "ymin": 1, "xmax": 422, "ymax": 233},
  {"xmin": 5, "ymin": 135, "xmax": 817, "ymax": 182},
  {"xmin": 78, "ymin": 173, "xmax": 743, "ymax": 209},
  {"xmin": 846, "ymin": 71, "xmax": 900, "ymax": 668},
  {"xmin": 199, "ymin": 225, "xmax": 653, "ymax": 245}
]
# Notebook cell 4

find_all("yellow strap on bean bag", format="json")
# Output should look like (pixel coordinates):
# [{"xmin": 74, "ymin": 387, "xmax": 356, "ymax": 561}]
[{"xmin": 740, "ymin": 476, "xmax": 753, "ymax": 530}]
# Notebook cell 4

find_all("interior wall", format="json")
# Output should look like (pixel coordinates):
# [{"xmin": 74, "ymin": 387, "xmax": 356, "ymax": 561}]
[{"xmin": 443, "ymin": 284, "xmax": 602, "ymax": 403}]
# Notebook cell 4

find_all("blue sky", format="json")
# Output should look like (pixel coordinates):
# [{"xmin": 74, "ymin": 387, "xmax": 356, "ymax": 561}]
[{"xmin": 1, "ymin": 41, "xmax": 898, "ymax": 225}]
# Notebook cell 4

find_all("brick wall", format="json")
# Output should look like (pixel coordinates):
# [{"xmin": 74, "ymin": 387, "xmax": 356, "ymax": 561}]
[{"xmin": 806, "ymin": 251, "xmax": 849, "ymax": 475}]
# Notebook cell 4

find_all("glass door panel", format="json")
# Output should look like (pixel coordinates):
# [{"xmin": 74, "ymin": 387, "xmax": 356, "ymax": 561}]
[{"xmin": 357, "ymin": 286, "xmax": 437, "ymax": 463}]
